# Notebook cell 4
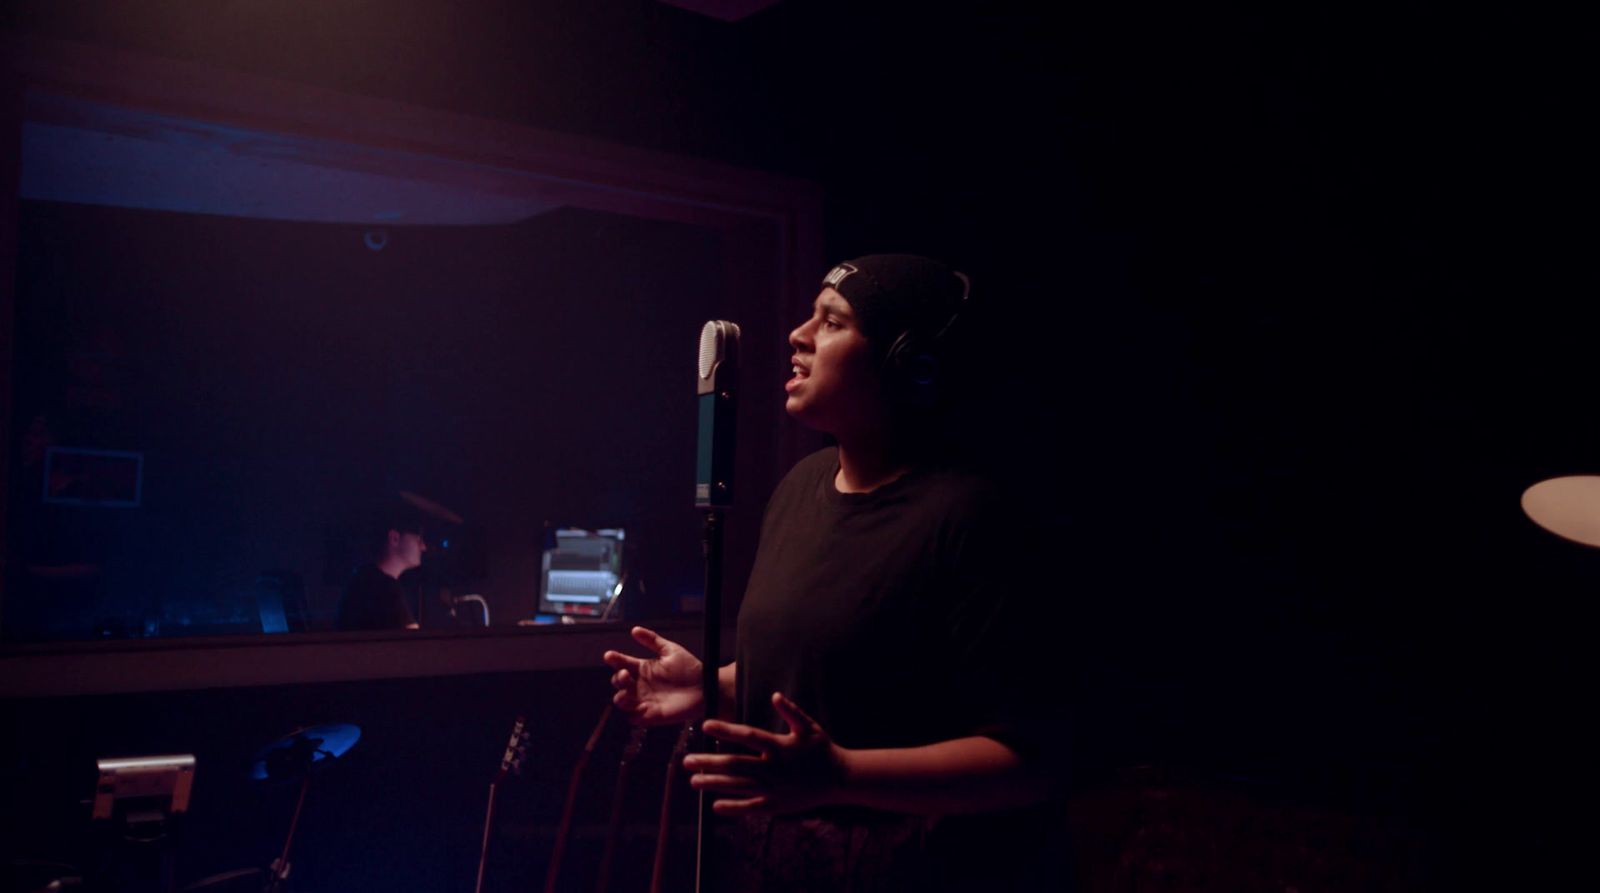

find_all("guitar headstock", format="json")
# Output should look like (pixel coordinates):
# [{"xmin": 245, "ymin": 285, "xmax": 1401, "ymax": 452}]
[{"xmin": 496, "ymin": 715, "xmax": 530, "ymax": 782}]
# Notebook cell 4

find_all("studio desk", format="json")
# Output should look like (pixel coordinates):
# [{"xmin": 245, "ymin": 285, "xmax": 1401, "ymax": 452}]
[{"xmin": 0, "ymin": 619, "xmax": 713, "ymax": 698}]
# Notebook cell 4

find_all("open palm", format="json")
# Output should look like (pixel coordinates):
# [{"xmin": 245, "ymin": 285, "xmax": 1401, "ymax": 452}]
[{"xmin": 602, "ymin": 626, "xmax": 704, "ymax": 726}]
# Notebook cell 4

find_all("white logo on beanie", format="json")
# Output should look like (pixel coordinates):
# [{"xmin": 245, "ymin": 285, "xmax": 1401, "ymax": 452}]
[{"xmin": 822, "ymin": 263, "xmax": 858, "ymax": 289}]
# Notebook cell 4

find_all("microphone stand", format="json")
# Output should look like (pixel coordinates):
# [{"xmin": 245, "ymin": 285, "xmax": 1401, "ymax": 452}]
[
  {"xmin": 692, "ymin": 318, "xmax": 738, "ymax": 893},
  {"xmin": 695, "ymin": 508, "xmax": 724, "ymax": 893}
]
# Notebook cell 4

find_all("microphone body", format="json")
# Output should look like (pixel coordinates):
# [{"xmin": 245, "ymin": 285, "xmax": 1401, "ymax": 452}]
[{"xmin": 695, "ymin": 321, "xmax": 740, "ymax": 509}]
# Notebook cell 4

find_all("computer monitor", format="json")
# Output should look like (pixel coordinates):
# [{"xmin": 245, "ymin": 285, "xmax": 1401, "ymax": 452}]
[{"xmin": 537, "ymin": 527, "xmax": 625, "ymax": 618}]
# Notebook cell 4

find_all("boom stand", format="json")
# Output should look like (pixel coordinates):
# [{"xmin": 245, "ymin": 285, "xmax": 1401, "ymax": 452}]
[{"xmin": 695, "ymin": 508, "xmax": 725, "ymax": 893}]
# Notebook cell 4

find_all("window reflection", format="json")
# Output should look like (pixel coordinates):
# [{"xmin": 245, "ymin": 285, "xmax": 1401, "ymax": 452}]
[{"xmin": 4, "ymin": 202, "xmax": 724, "ymax": 642}]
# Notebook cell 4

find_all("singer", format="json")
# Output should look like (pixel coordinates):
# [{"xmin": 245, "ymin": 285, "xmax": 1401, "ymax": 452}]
[{"xmin": 604, "ymin": 255, "xmax": 1065, "ymax": 890}]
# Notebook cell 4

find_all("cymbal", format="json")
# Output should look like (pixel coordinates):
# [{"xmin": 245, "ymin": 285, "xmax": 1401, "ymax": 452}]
[
  {"xmin": 399, "ymin": 490, "xmax": 464, "ymax": 525},
  {"xmin": 249, "ymin": 723, "xmax": 361, "ymax": 782},
  {"xmin": 1522, "ymin": 475, "xmax": 1600, "ymax": 548}
]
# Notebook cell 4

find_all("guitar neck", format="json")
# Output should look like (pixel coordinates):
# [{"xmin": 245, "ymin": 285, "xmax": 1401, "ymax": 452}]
[
  {"xmin": 474, "ymin": 781, "xmax": 497, "ymax": 893},
  {"xmin": 478, "ymin": 714, "xmax": 528, "ymax": 893}
]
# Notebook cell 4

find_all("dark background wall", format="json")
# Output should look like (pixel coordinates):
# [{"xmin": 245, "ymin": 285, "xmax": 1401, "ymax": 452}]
[{"xmin": 3, "ymin": 0, "xmax": 1595, "ymax": 888}]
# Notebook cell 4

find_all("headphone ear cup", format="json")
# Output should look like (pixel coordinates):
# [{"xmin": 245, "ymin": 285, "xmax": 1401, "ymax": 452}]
[
  {"xmin": 905, "ymin": 351, "xmax": 938, "ymax": 387},
  {"xmin": 904, "ymin": 351, "xmax": 940, "ymax": 410},
  {"xmin": 880, "ymin": 271, "xmax": 968, "ymax": 412},
  {"xmin": 884, "ymin": 331, "xmax": 939, "ymax": 408}
]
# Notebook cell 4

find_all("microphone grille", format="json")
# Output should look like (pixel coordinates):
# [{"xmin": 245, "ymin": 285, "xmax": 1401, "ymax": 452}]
[
  {"xmin": 699, "ymin": 320, "xmax": 739, "ymax": 380},
  {"xmin": 698, "ymin": 321, "xmax": 720, "ymax": 380}
]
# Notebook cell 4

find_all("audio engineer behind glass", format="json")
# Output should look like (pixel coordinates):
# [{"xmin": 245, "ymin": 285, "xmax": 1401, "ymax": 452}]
[
  {"xmin": 335, "ymin": 502, "xmax": 428, "ymax": 631},
  {"xmin": 604, "ymin": 255, "xmax": 1068, "ymax": 890}
]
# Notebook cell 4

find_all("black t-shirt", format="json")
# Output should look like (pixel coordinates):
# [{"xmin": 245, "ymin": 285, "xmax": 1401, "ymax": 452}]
[
  {"xmin": 336, "ymin": 564, "xmax": 414, "ymax": 631},
  {"xmin": 736, "ymin": 447, "xmax": 1040, "ymax": 754},
  {"xmin": 731, "ymin": 448, "xmax": 1069, "ymax": 891}
]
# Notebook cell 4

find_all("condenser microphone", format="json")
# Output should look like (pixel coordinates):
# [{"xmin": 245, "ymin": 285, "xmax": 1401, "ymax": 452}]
[{"xmin": 695, "ymin": 320, "xmax": 740, "ymax": 508}]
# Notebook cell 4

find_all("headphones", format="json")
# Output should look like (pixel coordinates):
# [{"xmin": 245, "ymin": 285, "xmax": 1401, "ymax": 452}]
[{"xmin": 882, "ymin": 270, "xmax": 971, "ymax": 410}]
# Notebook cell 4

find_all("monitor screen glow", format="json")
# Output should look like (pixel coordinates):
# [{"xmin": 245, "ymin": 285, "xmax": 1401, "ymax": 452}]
[{"xmin": 538, "ymin": 527, "xmax": 624, "ymax": 617}]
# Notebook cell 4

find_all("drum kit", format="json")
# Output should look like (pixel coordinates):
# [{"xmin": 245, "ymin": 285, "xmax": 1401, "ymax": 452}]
[
  {"xmin": 7, "ymin": 490, "xmax": 485, "ymax": 892},
  {"xmin": 182, "ymin": 724, "xmax": 363, "ymax": 893},
  {"xmin": 3, "ymin": 725, "xmax": 361, "ymax": 893}
]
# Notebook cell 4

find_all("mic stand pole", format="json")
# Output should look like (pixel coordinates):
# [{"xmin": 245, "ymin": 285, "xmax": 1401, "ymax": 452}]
[{"xmin": 695, "ymin": 508, "xmax": 724, "ymax": 893}]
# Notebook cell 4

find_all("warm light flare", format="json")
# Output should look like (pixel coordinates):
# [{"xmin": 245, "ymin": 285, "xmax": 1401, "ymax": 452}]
[{"xmin": 1522, "ymin": 475, "xmax": 1600, "ymax": 548}]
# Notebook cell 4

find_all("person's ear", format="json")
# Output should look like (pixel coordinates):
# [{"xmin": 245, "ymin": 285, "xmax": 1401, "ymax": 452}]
[{"xmin": 386, "ymin": 528, "xmax": 401, "ymax": 550}]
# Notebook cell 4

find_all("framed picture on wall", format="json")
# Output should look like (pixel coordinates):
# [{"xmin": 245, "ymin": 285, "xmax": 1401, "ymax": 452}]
[{"xmin": 42, "ymin": 447, "xmax": 143, "ymax": 508}]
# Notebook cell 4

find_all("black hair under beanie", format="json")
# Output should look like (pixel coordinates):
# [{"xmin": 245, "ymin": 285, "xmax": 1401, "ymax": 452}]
[{"xmin": 820, "ymin": 254, "xmax": 967, "ymax": 357}]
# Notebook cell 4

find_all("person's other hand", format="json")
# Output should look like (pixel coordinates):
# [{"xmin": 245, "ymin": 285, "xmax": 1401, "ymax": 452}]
[
  {"xmin": 602, "ymin": 626, "xmax": 704, "ymax": 726},
  {"xmin": 684, "ymin": 692, "xmax": 847, "ymax": 816}
]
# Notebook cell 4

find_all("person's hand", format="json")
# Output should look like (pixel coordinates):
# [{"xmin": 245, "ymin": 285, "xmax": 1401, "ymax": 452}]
[
  {"xmin": 684, "ymin": 692, "xmax": 848, "ymax": 816},
  {"xmin": 602, "ymin": 626, "xmax": 705, "ymax": 726}
]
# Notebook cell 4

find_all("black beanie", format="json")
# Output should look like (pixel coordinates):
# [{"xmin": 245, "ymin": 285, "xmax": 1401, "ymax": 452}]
[{"xmin": 820, "ymin": 254, "xmax": 967, "ymax": 355}]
